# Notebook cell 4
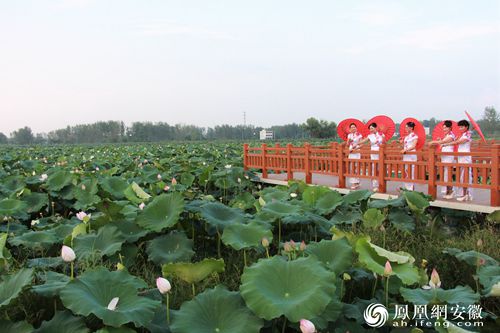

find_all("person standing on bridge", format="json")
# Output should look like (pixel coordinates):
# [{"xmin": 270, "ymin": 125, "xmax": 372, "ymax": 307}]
[
  {"xmin": 429, "ymin": 120, "xmax": 456, "ymax": 199},
  {"xmin": 448, "ymin": 119, "xmax": 474, "ymax": 201},
  {"xmin": 358, "ymin": 123, "xmax": 384, "ymax": 192},
  {"xmin": 400, "ymin": 122, "xmax": 419, "ymax": 191},
  {"xmin": 347, "ymin": 123, "xmax": 363, "ymax": 189}
]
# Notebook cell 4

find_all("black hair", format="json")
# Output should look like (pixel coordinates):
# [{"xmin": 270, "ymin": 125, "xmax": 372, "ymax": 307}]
[
  {"xmin": 443, "ymin": 120, "xmax": 452, "ymax": 128},
  {"xmin": 458, "ymin": 119, "xmax": 470, "ymax": 129},
  {"xmin": 406, "ymin": 122, "xmax": 415, "ymax": 129},
  {"xmin": 349, "ymin": 123, "xmax": 357, "ymax": 127},
  {"xmin": 369, "ymin": 122, "xmax": 377, "ymax": 129}
]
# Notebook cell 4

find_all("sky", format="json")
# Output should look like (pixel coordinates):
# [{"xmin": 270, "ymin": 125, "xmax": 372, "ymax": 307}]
[{"xmin": 1, "ymin": 0, "xmax": 499, "ymax": 135}]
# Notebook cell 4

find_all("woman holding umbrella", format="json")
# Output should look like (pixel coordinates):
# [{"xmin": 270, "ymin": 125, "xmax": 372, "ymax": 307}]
[
  {"xmin": 358, "ymin": 122, "xmax": 385, "ymax": 192},
  {"xmin": 429, "ymin": 120, "xmax": 457, "ymax": 199},
  {"xmin": 400, "ymin": 121, "xmax": 419, "ymax": 191},
  {"xmin": 346, "ymin": 123, "xmax": 364, "ymax": 189}
]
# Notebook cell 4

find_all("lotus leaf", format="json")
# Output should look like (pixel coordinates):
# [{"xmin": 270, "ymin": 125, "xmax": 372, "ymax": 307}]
[
  {"xmin": 0, "ymin": 320, "xmax": 33, "ymax": 333},
  {"xmin": 478, "ymin": 265, "xmax": 500, "ymax": 296},
  {"xmin": 136, "ymin": 193, "xmax": 184, "ymax": 232},
  {"xmin": 330, "ymin": 210, "xmax": 362, "ymax": 225},
  {"xmin": 400, "ymin": 285, "xmax": 479, "ymax": 305},
  {"xmin": 47, "ymin": 170, "xmax": 73, "ymax": 191},
  {"xmin": 124, "ymin": 182, "xmax": 151, "ymax": 204},
  {"xmin": 170, "ymin": 286, "xmax": 263, "ymax": 333},
  {"xmin": 74, "ymin": 178, "xmax": 101, "ymax": 209},
  {"xmin": 60, "ymin": 268, "xmax": 160, "ymax": 327},
  {"xmin": 27, "ymin": 257, "xmax": 63, "ymax": 269},
  {"xmin": 368, "ymin": 196, "xmax": 405, "ymax": 209},
  {"xmin": 73, "ymin": 225, "xmax": 125, "ymax": 260},
  {"xmin": 0, "ymin": 268, "xmax": 33, "ymax": 308},
  {"xmin": 180, "ymin": 172, "xmax": 195, "ymax": 187},
  {"xmin": 342, "ymin": 190, "xmax": 372, "ymax": 204},
  {"xmin": 362, "ymin": 208, "xmax": 385, "ymax": 229},
  {"xmin": 388, "ymin": 209, "xmax": 415, "ymax": 232},
  {"xmin": 146, "ymin": 231, "xmax": 195, "ymax": 265},
  {"xmin": 355, "ymin": 238, "xmax": 419, "ymax": 285},
  {"xmin": 240, "ymin": 256, "xmax": 336, "ymax": 322},
  {"xmin": 305, "ymin": 238, "xmax": 353, "ymax": 275},
  {"xmin": 314, "ymin": 190, "xmax": 343, "ymax": 215},
  {"xmin": 9, "ymin": 230, "xmax": 58, "ymax": 249},
  {"xmin": 260, "ymin": 187, "xmax": 290, "ymax": 202},
  {"xmin": 403, "ymin": 191, "xmax": 430, "ymax": 214},
  {"xmin": 21, "ymin": 192, "xmax": 48, "ymax": 213},
  {"xmin": 95, "ymin": 327, "xmax": 136, "ymax": 333},
  {"xmin": 112, "ymin": 220, "xmax": 149, "ymax": 243},
  {"xmin": 302, "ymin": 186, "xmax": 332, "ymax": 206},
  {"xmin": 0, "ymin": 198, "xmax": 28, "ymax": 217},
  {"xmin": 0, "ymin": 175, "xmax": 25, "ymax": 195},
  {"xmin": 33, "ymin": 310, "xmax": 89, "ymax": 333},
  {"xmin": 261, "ymin": 201, "xmax": 301, "ymax": 218},
  {"xmin": 162, "ymin": 258, "xmax": 225, "ymax": 284},
  {"xmin": 32, "ymin": 271, "xmax": 70, "ymax": 297},
  {"xmin": 221, "ymin": 222, "xmax": 273, "ymax": 250},
  {"xmin": 442, "ymin": 248, "xmax": 498, "ymax": 267},
  {"xmin": 100, "ymin": 177, "xmax": 129, "ymax": 199},
  {"xmin": 199, "ymin": 202, "xmax": 247, "ymax": 229}
]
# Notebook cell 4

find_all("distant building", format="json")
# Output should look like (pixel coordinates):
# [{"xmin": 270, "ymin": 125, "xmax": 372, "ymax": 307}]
[{"xmin": 259, "ymin": 129, "xmax": 274, "ymax": 140}]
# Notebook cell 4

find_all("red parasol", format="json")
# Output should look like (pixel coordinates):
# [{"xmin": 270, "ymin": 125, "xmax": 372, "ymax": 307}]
[
  {"xmin": 400, "ymin": 118, "xmax": 426, "ymax": 149},
  {"xmin": 337, "ymin": 118, "xmax": 368, "ymax": 141},
  {"xmin": 365, "ymin": 115, "xmax": 395, "ymax": 140},
  {"xmin": 432, "ymin": 120, "xmax": 460, "ymax": 141},
  {"xmin": 465, "ymin": 111, "xmax": 486, "ymax": 143}
]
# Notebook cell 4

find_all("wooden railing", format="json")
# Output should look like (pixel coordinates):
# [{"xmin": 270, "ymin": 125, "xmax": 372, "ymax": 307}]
[{"xmin": 243, "ymin": 141, "xmax": 500, "ymax": 206}]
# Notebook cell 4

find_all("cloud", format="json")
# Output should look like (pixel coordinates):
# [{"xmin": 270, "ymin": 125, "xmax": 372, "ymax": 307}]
[
  {"xmin": 56, "ymin": 0, "xmax": 95, "ymax": 9},
  {"xmin": 135, "ymin": 20, "xmax": 237, "ymax": 41},
  {"xmin": 345, "ymin": 4, "xmax": 418, "ymax": 27}
]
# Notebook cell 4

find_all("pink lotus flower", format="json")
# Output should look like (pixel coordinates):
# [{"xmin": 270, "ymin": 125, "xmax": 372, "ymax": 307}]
[
  {"xmin": 300, "ymin": 319, "xmax": 316, "ymax": 333},
  {"xmin": 384, "ymin": 260, "xmax": 393, "ymax": 276},
  {"xmin": 300, "ymin": 241, "xmax": 306, "ymax": 251},
  {"xmin": 156, "ymin": 277, "xmax": 171, "ymax": 294},
  {"xmin": 157, "ymin": 174, "xmax": 162, "ymax": 180},
  {"xmin": 139, "ymin": 203, "xmax": 145, "ymax": 210},
  {"xmin": 164, "ymin": 185, "xmax": 170, "ymax": 191},
  {"xmin": 61, "ymin": 245, "xmax": 76, "ymax": 262},
  {"xmin": 429, "ymin": 268, "xmax": 441, "ymax": 288},
  {"xmin": 283, "ymin": 242, "xmax": 292, "ymax": 253},
  {"xmin": 171, "ymin": 177, "xmax": 177, "ymax": 185},
  {"xmin": 76, "ymin": 211, "xmax": 90, "ymax": 222}
]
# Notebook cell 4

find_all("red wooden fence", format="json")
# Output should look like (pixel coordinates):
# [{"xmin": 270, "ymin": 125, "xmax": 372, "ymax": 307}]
[{"xmin": 243, "ymin": 141, "xmax": 500, "ymax": 206}]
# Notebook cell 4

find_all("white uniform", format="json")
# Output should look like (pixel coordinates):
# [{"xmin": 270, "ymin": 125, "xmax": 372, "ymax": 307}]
[
  {"xmin": 368, "ymin": 132, "xmax": 384, "ymax": 188},
  {"xmin": 403, "ymin": 132, "xmax": 418, "ymax": 190},
  {"xmin": 457, "ymin": 131, "xmax": 473, "ymax": 197},
  {"xmin": 347, "ymin": 132, "xmax": 363, "ymax": 185},
  {"xmin": 440, "ymin": 132, "xmax": 455, "ymax": 194}
]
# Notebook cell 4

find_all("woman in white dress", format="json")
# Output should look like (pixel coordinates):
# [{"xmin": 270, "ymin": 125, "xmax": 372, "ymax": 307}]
[
  {"xmin": 347, "ymin": 123, "xmax": 363, "ymax": 189},
  {"xmin": 358, "ymin": 123, "xmax": 384, "ymax": 192},
  {"xmin": 400, "ymin": 122, "xmax": 419, "ymax": 191},
  {"xmin": 445, "ymin": 119, "xmax": 473, "ymax": 201},
  {"xmin": 429, "ymin": 120, "xmax": 456, "ymax": 199}
]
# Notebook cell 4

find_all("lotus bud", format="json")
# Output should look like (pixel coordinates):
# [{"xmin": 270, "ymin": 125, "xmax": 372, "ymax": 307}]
[
  {"xmin": 225, "ymin": 164, "xmax": 232, "ymax": 169},
  {"xmin": 429, "ymin": 268, "xmax": 441, "ymax": 288},
  {"xmin": 32, "ymin": 171, "xmax": 36, "ymax": 176},
  {"xmin": 237, "ymin": 177, "xmax": 241, "ymax": 183},
  {"xmin": 61, "ymin": 245, "xmax": 76, "ymax": 262},
  {"xmin": 299, "ymin": 319, "xmax": 316, "ymax": 333},
  {"xmin": 139, "ymin": 202, "xmax": 145, "ymax": 210},
  {"xmin": 164, "ymin": 185, "xmax": 170, "ymax": 191},
  {"xmin": 261, "ymin": 237, "xmax": 269, "ymax": 248},
  {"xmin": 283, "ymin": 242, "xmax": 292, "ymax": 253},
  {"xmin": 290, "ymin": 240, "xmax": 297, "ymax": 250},
  {"xmin": 157, "ymin": 174, "xmax": 162, "ymax": 180},
  {"xmin": 290, "ymin": 192, "xmax": 297, "ymax": 198},
  {"xmin": 81, "ymin": 184, "xmax": 86, "ymax": 190},
  {"xmin": 156, "ymin": 277, "xmax": 171, "ymax": 294},
  {"xmin": 478, "ymin": 258, "xmax": 486, "ymax": 266},
  {"xmin": 107, "ymin": 297, "xmax": 119, "ymax": 311},
  {"xmin": 342, "ymin": 273, "xmax": 351, "ymax": 281},
  {"xmin": 95, "ymin": 167, "xmax": 99, "ymax": 171},
  {"xmin": 40, "ymin": 174, "xmax": 48, "ymax": 181},
  {"xmin": 384, "ymin": 260, "xmax": 392, "ymax": 276},
  {"xmin": 380, "ymin": 225, "xmax": 385, "ymax": 232},
  {"xmin": 76, "ymin": 211, "xmax": 91, "ymax": 223},
  {"xmin": 171, "ymin": 177, "xmax": 177, "ymax": 185},
  {"xmin": 300, "ymin": 241, "xmax": 306, "ymax": 251},
  {"xmin": 476, "ymin": 239, "xmax": 483, "ymax": 248},
  {"xmin": 421, "ymin": 259, "xmax": 428, "ymax": 268}
]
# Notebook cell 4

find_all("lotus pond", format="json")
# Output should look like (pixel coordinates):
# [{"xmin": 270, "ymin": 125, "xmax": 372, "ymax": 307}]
[{"xmin": 0, "ymin": 143, "xmax": 498, "ymax": 333}]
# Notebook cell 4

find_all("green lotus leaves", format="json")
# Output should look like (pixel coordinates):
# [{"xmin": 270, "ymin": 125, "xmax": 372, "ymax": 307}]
[
  {"xmin": 32, "ymin": 271, "xmax": 70, "ymax": 297},
  {"xmin": 302, "ymin": 186, "xmax": 332, "ymax": 206},
  {"xmin": 21, "ymin": 192, "xmax": 49, "ymax": 213},
  {"xmin": 124, "ymin": 182, "xmax": 151, "ymax": 204},
  {"xmin": 136, "ymin": 193, "xmax": 184, "ymax": 232},
  {"xmin": 0, "ymin": 176, "xmax": 25, "ymax": 195},
  {"xmin": 355, "ymin": 238, "xmax": 419, "ymax": 285},
  {"xmin": 162, "ymin": 258, "xmax": 225, "ymax": 284},
  {"xmin": 74, "ymin": 178, "xmax": 101, "ymax": 209},
  {"xmin": 0, "ymin": 268, "xmax": 33, "ymax": 308},
  {"xmin": 33, "ymin": 311, "xmax": 89, "ymax": 333},
  {"xmin": 305, "ymin": 238, "xmax": 353, "ymax": 275},
  {"xmin": 400, "ymin": 285, "xmax": 480, "ymax": 305},
  {"xmin": 46, "ymin": 170, "xmax": 73, "ymax": 192},
  {"xmin": 0, "ymin": 320, "xmax": 33, "ymax": 333},
  {"xmin": 100, "ymin": 177, "xmax": 129, "ymax": 199},
  {"xmin": 477, "ymin": 265, "xmax": 500, "ymax": 296},
  {"xmin": 261, "ymin": 201, "xmax": 301, "ymax": 218},
  {"xmin": 146, "ymin": 231, "xmax": 195, "ymax": 265},
  {"xmin": 221, "ymin": 222, "xmax": 273, "ymax": 250},
  {"xmin": 9, "ymin": 230, "xmax": 58, "ymax": 249},
  {"xmin": 111, "ymin": 220, "xmax": 149, "ymax": 243},
  {"xmin": 60, "ymin": 268, "xmax": 160, "ymax": 327},
  {"xmin": 170, "ymin": 286, "xmax": 263, "ymax": 333},
  {"xmin": 369, "ymin": 196, "xmax": 405, "ymax": 208},
  {"xmin": 199, "ymin": 202, "xmax": 247, "ymax": 229},
  {"xmin": 0, "ymin": 198, "xmax": 28, "ymax": 217},
  {"xmin": 388, "ymin": 209, "xmax": 415, "ymax": 232},
  {"xmin": 0, "ymin": 233, "xmax": 11, "ymax": 266},
  {"xmin": 362, "ymin": 208, "xmax": 386, "ymax": 229},
  {"xmin": 342, "ymin": 189, "xmax": 372, "ymax": 204},
  {"xmin": 95, "ymin": 327, "xmax": 137, "ymax": 333},
  {"xmin": 330, "ymin": 210, "xmax": 362, "ymax": 225},
  {"xmin": 240, "ymin": 256, "xmax": 336, "ymax": 322},
  {"xmin": 230, "ymin": 192, "xmax": 256, "ymax": 211},
  {"xmin": 73, "ymin": 225, "xmax": 126, "ymax": 260},
  {"xmin": 313, "ymin": 190, "xmax": 343, "ymax": 215},
  {"xmin": 443, "ymin": 248, "xmax": 498, "ymax": 267},
  {"xmin": 27, "ymin": 257, "xmax": 63, "ymax": 269},
  {"xmin": 403, "ymin": 191, "xmax": 430, "ymax": 214},
  {"xmin": 260, "ymin": 188, "xmax": 290, "ymax": 202},
  {"xmin": 180, "ymin": 172, "xmax": 195, "ymax": 187}
]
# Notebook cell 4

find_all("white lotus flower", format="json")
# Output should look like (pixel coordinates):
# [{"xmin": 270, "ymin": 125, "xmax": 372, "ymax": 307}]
[
  {"xmin": 61, "ymin": 245, "xmax": 76, "ymax": 262},
  {"xmin": 225, "ymin": 164, "xmax": 232, "ymax": 169},
  {"xmin": 107, "ymin": 297, "xmax": 119, "ymax": 311},
  {"xmin": 156, "ymin": 277, "xmax": 171, "ymax": 294},
  {"xmin": 290, "ymin": 193, "xmax": 297, "ymax": 198},
  {"xmin": 76, "ymin": 211, "xmax": 90, "ymax": 221},
  {"xmin": 40, "ymin": 174, "xmax": 48, "ymax": 181},
  {"xmin": 139, "ymin": 202, "xmax": 145, "ymax": 210}
]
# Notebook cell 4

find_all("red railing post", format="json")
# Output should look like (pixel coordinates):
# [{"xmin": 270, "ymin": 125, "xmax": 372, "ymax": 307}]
[
  {"xmin": 286, "ymin": 143, "xmax": 292, "ymax": 181},
  {"xmin": 378, "ymin": 144, "xmax": 386, "ymax": 193},
  {"xmin": 275, "ymin": 143, "xmax": 281, "ymax": 172},
  {"xmin": 262, "ymin": 143, "xmax": 268, "ymax": 179},
  {"xmin": 491, "ymin": 144, "xmax": 499, "ymax": 206},
  {"xmin": 428, "ymin": 145, "xmax": 437, "ymax": 199},
  {"xmin": 305, "ymin": 143, "xmax": 312, "ymax": 184},
  {"xmin": 243, "ymin": 143, "xmax": 249, "ymax": 171},
  {"xmin": 338, "ymin": 142, "xmax": 346, "ymax": 188}
]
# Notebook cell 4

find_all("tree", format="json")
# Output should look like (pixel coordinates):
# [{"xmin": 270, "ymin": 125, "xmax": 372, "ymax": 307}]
[
  {"xmin": 10, "ymin": 127, "xmax": 34, "ymax": 145},
  {"xmin": 0, "ymin": 132, "xmax": 8, "ymax": 144},
  {"xmin": 302, "ymin": 117, "xmax": 337, "ymax": 138},
  {"xmin": 478, "ymin": 106, "xmax": 499, "ymax": 137}
]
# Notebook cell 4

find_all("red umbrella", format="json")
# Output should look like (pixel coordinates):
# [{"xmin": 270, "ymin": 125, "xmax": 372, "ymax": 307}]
[
  {"xmin": 432, "ymin": 120, "xmax": 460, "ymax": 141},
  {"xmin": 365, "ymin": 115, "xmax": 395, "ymax": 140},
  {"xmin": 465, "ymin": 111, "xmax": 486, "ymax": 142},
  {"xmin": 400, "ymin": 118, "xmax": 426, "ymax": 149},
  {"xmin": 337, "ymin": 118, "xmax": 368, "ymax": 141}
]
